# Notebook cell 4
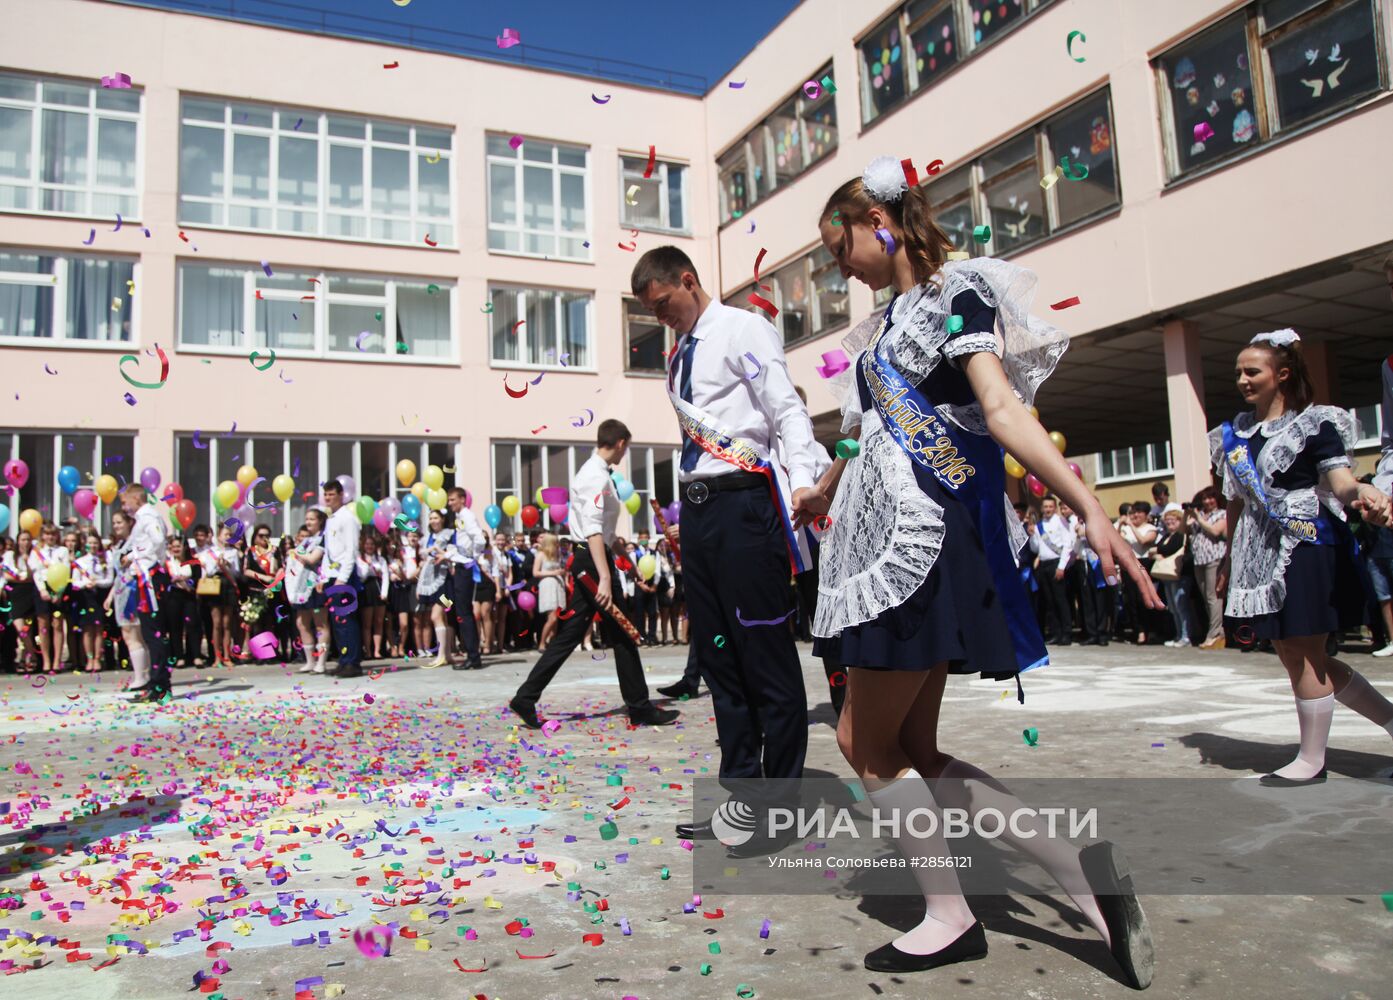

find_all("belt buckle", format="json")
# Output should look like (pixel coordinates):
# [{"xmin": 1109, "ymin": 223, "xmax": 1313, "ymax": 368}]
[{"xmin": 685, "ymin": 481, "xmax": 711, "ymax": 505}]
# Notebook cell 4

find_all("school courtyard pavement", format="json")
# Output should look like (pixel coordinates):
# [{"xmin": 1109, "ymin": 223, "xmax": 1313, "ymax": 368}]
[{"xmin": 0, "ymin": 640, "xmax": 1390, "ymax": 1000}]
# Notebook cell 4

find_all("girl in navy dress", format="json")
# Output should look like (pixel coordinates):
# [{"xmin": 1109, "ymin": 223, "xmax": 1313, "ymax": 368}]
[
  {"xmin": 803, "ymin": 158, "xmax": 1163, "ymax": 986},
  {"xmin": 1211, "ymin": 330, "xmax": 1392, "ymax": 785}
]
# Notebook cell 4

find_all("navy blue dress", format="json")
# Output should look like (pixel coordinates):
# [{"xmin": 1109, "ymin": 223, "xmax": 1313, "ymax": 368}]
[
  {"xmin": 817, "ymin": 289, "xmax": 1034, "ymax": 681},
  {"xmin": 1224, "ymin": 418, "xmax": 1365, "ymax": 641}
]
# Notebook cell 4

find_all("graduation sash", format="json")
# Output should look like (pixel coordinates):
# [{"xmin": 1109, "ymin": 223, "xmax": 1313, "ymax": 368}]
[{"xmin": 1220, "ymin": 422, "xmax": 1337, "ymax": 545}]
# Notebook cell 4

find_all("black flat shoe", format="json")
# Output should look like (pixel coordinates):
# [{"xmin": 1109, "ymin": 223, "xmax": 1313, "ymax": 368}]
[
  {"xmin": 657, "ymin": 681, "xmax": 699, "ymax": 699},
  {"xmin": 863, "ymin": 921, "xmax": 988, "ymax": 973},
  {"xmin": 1080, "ymin": 841, "xmax": 1154, "ymax": 990},
  {"xmin": 675, "ymin": 819, "xmax": 718, "ymax": 840},
  {"xmin": 1258, "ymin": 768, "xmax": 1326, "ymax": 787},
  {"xmin": 629, "ymin": 707, "xmax": 680, "ymax": 727},
  {"xmin": 509, "ymin": 699, "xmax": 543, "ymax": 730}
]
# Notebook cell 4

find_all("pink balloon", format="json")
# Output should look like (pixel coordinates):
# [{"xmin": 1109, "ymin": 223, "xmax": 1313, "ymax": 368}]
[
  {"xmin": 516, "ymin": 590, "xmax": 537, "ymax": 612},
  {"xmin": 3, "ymin": 459, "xmax": 28, "ymax": 489},
  {"xmin": 548, "ymin": 503, "xmax": 568, "ymax": 524},
  {"xmin": 1067, "ymin": 462, "xmax": 1084, "ymax": 480},
  {"xmin": 372, "ymin": 509, "xmax": 392, "ymax": 534},
  {"xmin": 248, "ymin": 630, "xmax": 280, "ymax": 660},
  {"xmin": 1025, "ymin": 473, "xmax": 1046, "ymax": 498},
  {"xmin": 73, "ymin": 488, "xmax": 98, "ymax": 520}
]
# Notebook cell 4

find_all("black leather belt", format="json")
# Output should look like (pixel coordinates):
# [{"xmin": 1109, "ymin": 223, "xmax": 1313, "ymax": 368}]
[{"xmin": 683, "ymin": 471, "xmax": 767, "ymax": 504}]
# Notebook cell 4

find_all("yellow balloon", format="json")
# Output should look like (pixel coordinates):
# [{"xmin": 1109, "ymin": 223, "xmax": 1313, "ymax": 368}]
[
  {"xmin": 624, "ymin": 493, "xmax": 642, "ymax": 515},
  {"xmin": 396, "ymin": 460, "xmax": 417, "ymax": 487},
  {"xmin": 236, "ymin": 464, "xmax": 258, "ymax": 487},
  {"xmin": 426, "ymin": 487, "xmax": 447, "ymax": 511},
  {"xmin": 19, "ymin": 508, "xmax": 42, "ymax": 537},
  {"xmin": 46, "ymin": 562, "xmax": 70, "ymax": 593},
  {"xmin": 94, "ymin": 474, "xmax": 119, "ymax": 504},
  {"xmin": 1028, "ymin": 405, "xmax": 1040, "ymax": 421},
  {"xmin": 501, "ymin": 495, "xmax": 521, "ymax": 517},
  {"xmin": 1048, "ymin": 430, "xmax": 1068, "ymax": 454},
  {"xmin": 214, "ymin": 480, "xmax": 240, "ymax": 510},
  {"xmin": 272, "ymin": 474, "xmax": 295, "ymax": 502},
  {"xmin": 1003, "ymin": 454, "xmax": 1027, "ymax": 479},
  {"xmin": 637, "ymin": 554, "xmax": 657, "ymax": 580},
  {"xmin": 411, "ymin": 482, "xmax": 427, "ymax": 501},
  {"xmin": 422, "ymin": 464, "xmax": 444, "ymax": 491}
]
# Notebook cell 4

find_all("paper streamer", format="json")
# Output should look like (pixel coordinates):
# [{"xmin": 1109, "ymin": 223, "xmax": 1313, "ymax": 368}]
[
  {"xmin": 735, "ymin": 607, "xmax": 796, "ymax": 627},
  {"xmin": 1066, "ymin": 29, "xmax": 1086, "ymax": 62},
  {"xmin": 325, "ymin": 584, "xmax": 359, "ymax": 616},
  {"xmin": 118, "ymin": 344, "xmax": 170, "ymax": 389},
  {"xmin": 642, "ymin": 144, "xmax": 656, "ymax": 179}
]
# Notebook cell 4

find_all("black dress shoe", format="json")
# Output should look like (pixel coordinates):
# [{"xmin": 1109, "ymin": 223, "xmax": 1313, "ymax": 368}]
[
  {"xmin": 334, "ymin": 665, "xmax": 363, "ymax": 678},
  {"xmin": 1080, "ymin": 841, "xmax": 1154, "ymax": 990},
  {"xmin": 657, "ymin": 680, "xmax": 699, "ymax": 699},
  {"xmin": 629, "ymin": 707, "xmax": 680, "ymax": 726},
  {"xmin": 863, "ymin": 921, "xmax": 988, "ymax": 973},
  {"xmin": 675, "ymin": 819, "xmax": 718, "ymax": 840},
  {"xmin": 1081, "ymin": 638, "xmax": 1103, "ymax": 646},
  {"xmin": 509, "ymin": 698, "xmax": 543, "ymax": 730},
  {"xmin": 1258, "ymin": 768, "xmax": 1326, "ymax": 787}
]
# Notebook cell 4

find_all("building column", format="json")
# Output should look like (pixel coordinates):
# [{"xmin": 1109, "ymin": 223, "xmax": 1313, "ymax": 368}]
[
  {"xmin": 1302, "ymin": 340, "xmax": 1338, "ymax": 404},
  {"xmin": 1162, "ymin": 319, "xmax": 1212, "ymax": 501}
]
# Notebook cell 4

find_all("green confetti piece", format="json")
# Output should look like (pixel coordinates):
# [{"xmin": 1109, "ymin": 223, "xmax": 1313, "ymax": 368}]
[
  {"xmin": 737, "ymin": 986, "xmax": 756, "ymax": 999},
  {"xmin": 456, "ymin": 926, "xmax": 471, "ymax": 937},
  {"xmin": 1382, "ymin": 892, "xmax": 1393, "ymax": 912},
  {"xmin": 700, "ymin": 962, "xmax": 713, "ymax": 975},
  {"xmin": 567, "ymin": 881, "xmax": 581, "ymax": 891},
  {"xmin": 834, "ymin": 438, "xmax": 860, "ymax": 460},
  {"xmin": 628, "ymin": 837, "xmax": 639, "ymax": 845},
  {"xmin": 714, "ymin": 635, "xmax": 727, "ymax": 648},
  {"xmin": 1023, "ymin": 726, "xmax": 1039, "ymax": 747},
  {"xmin": 946, "ymin": 315, "xmax": 964, "ymax": 334},
  {"xmin": 819, "ymin": 74, "xmax": 836, "ymax": 94},
  {"xmin": 660, "ymin": 867, "xmax": 670, "ymax": 880},
  {"xmin": 972, "ymin": 225, "xmax": 991, "ymax": 244},
  {"xmin": 599, "ymin": 822, "xmax": 618, "ymax": 840},
  {"xmin": 584, "ymin": 901, "xmax": 598, "ymax": 913},
  {"xmin": 708, "ymin": 941, "xmax": 722, "ymax": 954},
  {"xmin": 606, "ymin": 775, "xmax": 623, "ymax": 786},
  {"xmin": 594, "ymin": 860, "xmax": 607, "ymax": 870}
]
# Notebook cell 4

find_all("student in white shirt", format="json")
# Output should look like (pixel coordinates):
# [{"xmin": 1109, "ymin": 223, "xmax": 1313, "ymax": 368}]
[
  {"xmin": 471, "ymin": 535, "xmax": 504, "ymax": 657},
  {"xmin": 356, "ymin": 531, "xmax": 390, "ymax": 661},
  {"xmin": 384, "ymin": 529, "xmax": 417, "ymax": 657},
  {"xmin": 634, "ymin": 246, "xmax": 819, "ymax": 848},
  {"xmin": 416, "ymin": 510, "xmax": 457, "ymax": 667},
  {"xmin": 73, "ymin": 528, "xmax": 113, "ymax": 672},
  {"xmin": 120, "ymin": 483, "xmax": 172, "ymax": 700},
  {"xmin": 445, "ymin": 487, "xmax": 486, "ymax": 669},
  {"xmin": 29, "ymin": 521, "xmax": 71, "ymax": 674},
  {"xmin": 1030, "ymin": 495, "xmax": 1076, "ymax": 646},
  {"xmin": 2, "ymin": 532, "xmax": 39, "ymax": 671},
  {"xmin": 509, "ymin": 419, "xmax": 678, "ymax": 730},
  {"xmin": 319, "ymin": 479, "xmax": 363, "ymax": 677}
]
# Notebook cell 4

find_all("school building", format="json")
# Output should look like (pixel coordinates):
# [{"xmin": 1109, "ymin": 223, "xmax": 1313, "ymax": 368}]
[{"xmin": 2, "ymin": 0, "xmax": 1390, "ymax": 536}]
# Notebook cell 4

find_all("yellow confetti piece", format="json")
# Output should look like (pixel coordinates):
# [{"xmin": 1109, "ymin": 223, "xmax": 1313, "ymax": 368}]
[
  {"xmin": 414, "ymin": 939, "xmax": 431, "ymax": 951},
  {"xmin": 724, "ymin": 866, "xmax": 739, "ymax": 877},
  {"xmin": 649, "ymin": 837, "xmax": 663, "ymax": 845},
  {"xmin": 410, "ymin": 908, "xmax": 427, "ymax": 921},
  {"xmin": 484, "ymin": 896, "xmax": 503, "ymax": 909},
  {"xmin": 326, "ymin": 986, "xmax": 347, "ymax": 999}
]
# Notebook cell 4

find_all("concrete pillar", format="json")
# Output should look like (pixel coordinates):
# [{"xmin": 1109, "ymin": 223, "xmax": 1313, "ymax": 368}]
[
  {"xmin": 1303, "ymin": 340, "xmax": 1338, "ymax": 405},
  {"xmin": 1162, "ymin": 318, "xmax": 1212, "ymax": 501}
]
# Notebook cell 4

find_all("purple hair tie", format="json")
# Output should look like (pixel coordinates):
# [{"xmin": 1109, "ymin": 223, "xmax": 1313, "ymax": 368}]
[{"xmin": 875, "ymin": 227, "xmax": 897, "ymax": 255}]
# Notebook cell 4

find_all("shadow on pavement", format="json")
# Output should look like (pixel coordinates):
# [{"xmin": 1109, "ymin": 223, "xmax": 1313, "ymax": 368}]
[
  {"xmin": 0, "ymin": 793, "xmax": 182, "ymax": 881},
  {"xmin": 1178, "ymin": 731, "xmax": 1393, "ymax": 781}
]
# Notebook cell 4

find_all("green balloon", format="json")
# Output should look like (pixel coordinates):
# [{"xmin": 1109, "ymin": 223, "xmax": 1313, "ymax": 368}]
[{"xmin": 355, "ymin": 495, "xmax": 377, "ymax": 525}]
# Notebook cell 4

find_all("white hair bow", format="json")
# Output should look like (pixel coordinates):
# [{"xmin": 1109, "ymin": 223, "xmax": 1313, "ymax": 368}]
[
  {"xmin": 1250, "ymin": 328, "xmax": 1300, "ymax": 348},
  {"xmin": 862, "ymin": 156, "xmax": 907, "ymax": 203}
]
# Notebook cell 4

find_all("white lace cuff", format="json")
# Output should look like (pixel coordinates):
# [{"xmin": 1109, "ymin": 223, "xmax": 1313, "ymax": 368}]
[
  {"xmin": 1316, "ymin": 456, "xmax": 1351, "ymax": 473},
  {"xmin": 942, "ymin": 331, "xmax": 1003, "ymax": 364}
]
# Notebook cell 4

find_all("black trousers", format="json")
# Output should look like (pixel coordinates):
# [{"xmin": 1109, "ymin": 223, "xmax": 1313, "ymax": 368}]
[
  {"xmin": 1065, "ymin": 561, "xmax": 1106, "ymax": 642},
  {"xmin": 165, "ymin": 587, "xmax": 203, "ymax": 665},
  {"xmin": 139, "ymin": 573, "xmax": 172, "ymax": 692},
  {"xmin": 449, "ymin": 566, "xmax": 481, "ymax": 661},
  {"xmin": 1036, "ymin": 559, "xmax": 1073, "ymax": 643},
  {"xmin": 796, "ymin": 563, "xmax": 844, "ymax": 715},
  {"xmin": 682, "ymin": 483, "xmax": 807, "ymax": 797},
  {"xmin": 513, "ymin": 547, "xmax": 652, "ymax": 713},
  {"xmin": 328, "ymin": 570, "xmax": 362, "ymax": 667}
]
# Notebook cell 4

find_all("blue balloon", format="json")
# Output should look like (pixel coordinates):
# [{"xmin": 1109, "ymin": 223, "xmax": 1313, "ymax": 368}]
[
  {"xmin": 615, "ymin": 479, "xmax": 635, "ymax": 502},
  {"xmin": 0, "ymin": 506, "xmax": 8, "ymax": 534},
  {"xmin": 401, "ymin": 493, "xmax": 422, "ymax": 520},
  {"xmin": 484, "ymin": 504, "xmax": 503, "ymax": 530},
  {"xmin": 57, "ymin": 464, "xmax": 80, "ymax": 496}
]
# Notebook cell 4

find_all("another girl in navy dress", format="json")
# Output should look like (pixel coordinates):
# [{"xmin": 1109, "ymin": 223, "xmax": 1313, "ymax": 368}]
[
  {"xmin": 805, "ymin": 158, "xmax": 1162, "ymax": 986},
  {"xmin": 1211, "ymin": 330, "xmax": 1393, "ymax": 785}
]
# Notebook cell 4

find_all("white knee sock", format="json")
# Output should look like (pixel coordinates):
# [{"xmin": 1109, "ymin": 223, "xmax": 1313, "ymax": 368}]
[
  {"xmin": 1271, "ymin": 693, "xmax": 1334, "ymax": 780},
  {"xmin": 1334, "ymin": 671, "xmax": 1393, "ymax": 735},
  {"xmin": 313, "ymin": 643, "xmax": 326, "ymax": 671},
  {"xmin": 865, "ymin": 770, "xmax": 975, "ymax": 955},
  {"xmin": 434, "ymin": 626, "xmax": 450, "ymax": 659},
  {"xmin": 129, "ymin": 645, "xmax": 150, "ymax": 688}
]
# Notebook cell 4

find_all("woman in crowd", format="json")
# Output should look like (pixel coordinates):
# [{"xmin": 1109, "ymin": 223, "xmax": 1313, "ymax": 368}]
[
  {"xmin": 287, "ymin": 509, "xmax": 328, "ymax": 674},
  {"xmin": 357, "ymin": 531, "xmax": 390, "ymax": 660},
  {"xmin": 1149, "ymin": 504, "xmax": 1196, "ymax": 647},
  {"xmin": 30, "ymin": 522, "xmax": 70, "ymax": 674},
  {"xmin": 1, "ymin": 532, "xmax": 39, "ymax": 672},
  {"xmin": 533, "ymin": 531, "xmax": 566, "ymax": 653},
  {"xmin": 1118, "ymin": 502, "xmax": 1158, "ymax": 644},
  {"xmin": 654, "ymin": 539, "xmax": 677, "ymax": 645},
  {"xmin": 205, "ymin": 524, "xmax": 242, "ymax": 666},
  {"xmin": 480, "ymin": 534, "xmax": 509, "ymax": 655},
  {"xmin": 61, "ymin": 529, "xmax": 83, "ymax": 668},
  {"xmin": 72, "ymin": 528, "xmax": 112, "ymax": 672},
  {"xmin": 385, "ymin": 529, "xmax": 418, "ymax": 657},
  {"xmin": 164, "ymin": 536, "xmax": 201, "ymax": 668},
  {"xmin": 1186, "ymin": 486, "xmax": 1229, "ymax": 649},
  {"xmin": 239, "ymin": 525, "xmax": 280, "ymax": 660},
  {"xmin": 417, "ymin": 510, "xmax": 457, "ymax": 667}
]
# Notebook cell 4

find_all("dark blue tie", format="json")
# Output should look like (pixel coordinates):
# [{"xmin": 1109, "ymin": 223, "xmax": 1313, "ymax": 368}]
[{"xmin": 677, "ymin": 335, "xmax": 700, "ymax": 472}]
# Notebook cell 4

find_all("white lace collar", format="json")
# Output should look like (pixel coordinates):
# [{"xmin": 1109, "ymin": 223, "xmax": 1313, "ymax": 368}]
[{"xmin": 1230, "ymin": 409, "xmax": 1302, "ymax": 438}]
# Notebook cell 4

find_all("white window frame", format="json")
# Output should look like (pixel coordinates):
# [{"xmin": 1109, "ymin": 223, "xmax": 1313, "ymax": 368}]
[
  {"xmin": 0, "ymin": 249, "xmax": 140, "ymax": 348},
  {"xmin": 488, "ymin": 284, "xmax": 595, "ymax": 372},
  {"xmin": 486, "ymin": 135, "xmax": 591, "ymax": 262},
  {"xmin": 619, "ymin": 155, "xmax": 689, "ymax": 234},
  {"xmin": 490, "ymin": 441, "xmax": 678, "ymax": 534},
  {"xmin": 1094, "ymin": 441, "xmax": 1175, "ymax": 485},
  {"xmin": 1, "ymin": 429, "xmax": 139, "ymax": 535},
  {"xmin": 176, "ymin": 262, "xmax": 458, "ymax": 364},
  {"xmin": 0, "ymin": 73, "xmax": 143, "ymax": 220},
  {"xmin": 177, "ymin": 99, "xmax": 455, "ymax": 246},
  {"xmin": 623, "ymin": 298, "xmax": 674, "ymax": 376},
  {"xmin": 1350, "ymin": 402, "xmax": 1383, "ymax": 447}
]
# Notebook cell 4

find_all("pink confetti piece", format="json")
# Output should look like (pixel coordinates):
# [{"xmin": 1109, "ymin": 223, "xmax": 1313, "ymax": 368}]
[
  {"xmin": 497, "ymin": 26, "xmax": 521, "ymax": 48},
  {"xmin": 1194, "ymin": 122, "xmax": 1215, "ymax": 143},
  {"xmin": 508, "ymin": 134, "xmax": 524, "ymax": 150}
]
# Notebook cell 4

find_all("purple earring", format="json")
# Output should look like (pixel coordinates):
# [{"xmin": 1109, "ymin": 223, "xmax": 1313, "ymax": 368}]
[{"xmin": 874, "ymin": 227, "xmax": 897, "ymax": 255}]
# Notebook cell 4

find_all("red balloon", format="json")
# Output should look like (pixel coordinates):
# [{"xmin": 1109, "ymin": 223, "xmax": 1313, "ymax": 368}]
[
  {"xmin": 173, "ymin": 499, "xmax": 197, "ymax": 531},
  {"xmin": 1067, "ymin": 462, "xmax": 1084, "ymax": 480},
  {"xmin": 1024, "ymin": 473, "xmax": 1047, "ymax": 498},
  {"xmin": 520, "ymin": 504, "xmax": 540, "ymax": 528},
  {"xmin": 162, "ymin": 481, "xmax": 185, "ymax": 504}
]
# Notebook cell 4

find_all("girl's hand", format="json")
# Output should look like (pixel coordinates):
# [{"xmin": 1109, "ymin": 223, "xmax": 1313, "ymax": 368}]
[
  {"xmin": 1352, "ymin": 484, "xmax": 1391, "ymax": 527},
  {"xmin": 1085, "ymin": 516, "xmax": 1164, "ymax": 610}
]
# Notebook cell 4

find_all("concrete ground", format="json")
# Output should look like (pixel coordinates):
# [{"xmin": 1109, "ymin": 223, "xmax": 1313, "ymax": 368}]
[{"xmin": 0, "ymin": 640, "xmax": 1390, "ymax": 1000}]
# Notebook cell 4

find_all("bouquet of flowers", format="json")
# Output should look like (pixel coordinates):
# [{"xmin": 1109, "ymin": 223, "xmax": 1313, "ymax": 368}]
[{"xmin": 239, "ymin": 590, "xmax": 268, "ymax": 625}]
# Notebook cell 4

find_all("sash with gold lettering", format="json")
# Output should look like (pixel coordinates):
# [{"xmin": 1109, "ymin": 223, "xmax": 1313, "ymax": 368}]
[
  {"xmin": 1220, "ymin": 422, "xmax": 1337, "ymax": 545},
  {"xmin": 863, "ymin": 343, "xmax": 1047, "ymax": 675}
]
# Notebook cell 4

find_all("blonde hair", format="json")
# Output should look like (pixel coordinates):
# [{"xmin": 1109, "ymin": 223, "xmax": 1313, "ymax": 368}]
[
  {"xmin": 820, "ymin": 176, "xmax": 954, "ymax": 286},
  {"xmin": 537, "ymin": 532, "xmax": 559, "ymax": 561}
]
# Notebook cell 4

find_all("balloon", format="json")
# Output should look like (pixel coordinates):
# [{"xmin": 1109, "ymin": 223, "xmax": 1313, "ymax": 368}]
[
  {"xmin": 173, "ymin": 499, "xmax": 197, "ymax": 530},
  {"xmin": 548, "ymin": 503, "xmax": 568, "ymax": 524},
  {"xmin": 422, "ymin": 464, "xmax": 444, "ymax": 491},
  {"xmin": 19, "ymin": 508, "xmax": 41, "ymax": 537},
  {"xmin": 483, "ymin": 504, "xmax": 503, "ymax": 530},
  {"xmin": 1025, "ymin": 473, "xmax": 1046, "ymax": 498},
  {"xmin": 501, "ymin": 495, "xmax": 520, "ymax": 518},
  {"xmin": 667, "ymin": 501, "xmax": 681, "ymax": 525},
  {"xmin": 372, "ymin": 509, "xmax": 392, "ymax": 535},
  {"xmin": 1048, "ymin": 430, "xmax": 1068, "ymax": 454},
  {"xmin": 1067, "ymin": 461, "xmax": 1084, "ymax": 480},
  {"xmin": 45, "ymin": 562, "xmax": 70, "ymax": 594},
  {"xmin": 624, "ymin": 493, "xmax": 642, "ymax": 515},
  {"xmin": 396, "ymin": 459, "xmax": 417, "ymax": 487},
  {"xmin": 462, "ymin": 489, "xmax": 472, "ymax": 508},
  {"xmin": 520, "ymin": 504, "xmax": 540, "ymax": 528},
  {"xmin": 138, "ymin": 466, "xmax": 161, "ymax": 492},
  {"xmin": 637, "ymin": 554, "xmax": 657, "ymax": 581},
  {"xmin": 214, "ymin": 480, "xmax": 240, "ymax": 511},
  {"xmin": 94, "ymin": 474, "xmax": 119, "ymax": 504},
  {"xmin": 534, "ymin": 487, "xmax": 546, "ymax": 507},
  {"xmin": 4, "ymin": 458, "xmax": 29, "ymax": 489},
  {"xmin": 516, "ymin": 590, "xmax": 537, "ymax": 613},
  {"xmin": 425, "ymin": 487, "xmax": 447, "ymax": 511},
  {"xmin": 1028, "ymin": 405, "xmax": 1040, "ymax": 420},
  {"xmin": 400, "ymin": 494, "xmax": 422, "ymax": 521},
  {"xmin": 411, "ymin": 482, "xmax": 427, "ymax": 501},
  {"xmin": 337, "ymin": 475, "xmax": 357, "ymax": 502},
  {"xmin": 272, "ymin": 474, "xmax": 295, "ymax": 502},
  {"xmin": 355, "ymin": 495, "xmax": 377, "ymax": 525},
  {"xmin": 57, "ymin": 465, "xmax": 80, "ymax": 496},
  {"xmin": 234, "ymin": 464, "xmax": 257, "ymax": 487},
  {"xmin": 378, "ymin": 496, "xmax": 402, "ymax": 518},
  {"xmin": 1003, "ymin": 453, "xmax": 1027, "ymax": 479},
  {"xmin": 73, "ymin": 488, "xmax": 98, "ymax": 520},
  {"xmin": 233, "ymin": 505, "xmax": 256, "ymax": 533},
  {"xmin": 0, "ymin": 506, "xmax": 8, "ymax": 534},
  {"xmin": 161, "ymin": 481, "xmax": 184, "ymax": 504},
  {"xmin": 615, "ymin": 479, "xmax": 635, "ymax": 502}
]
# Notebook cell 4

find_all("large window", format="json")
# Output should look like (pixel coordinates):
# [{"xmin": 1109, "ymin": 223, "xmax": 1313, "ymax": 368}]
[
  {"xmin": 175, "ymin": 435, "xmax": 455, "ymax": 536},
  {"xmin": 625, "ymin": 299, "xmax": 673, "ymax": 375},
  {"xmin": 0, "ymin": 250, "xmax": 135, "ymax": 343},
  {"xmin": 859, "ymin": 1, "xmax": 1056, "ymax": 125},
  {"xmin": 488, "ymin": 284, "xmax": 592, "ymax": 369},
  {"xmin": 924, "ymin": 89, "xmax": 1120, "ymax": 257},
  {"xmin": 717, "ymin": 63, "xmax": 838, "ymax": 225},
  {"xmin": 178, "ymin": 263, "xmax": 454, "ymax": 361},
  {"xmin": 723, "ymin": 244, "xmax": 849, "ymax": 347},
  {"xmin": 179, "ymin": 98, "xmax": 453, "ymax": 244},
  {"xmin": 486, "ymin": 134, "xmax": 588, "ymax": 260},
  {"xmin": 620, "ymin": 154, "xmax": 688, "ymax": 233},
  {"xmin": 0, "ymin": 73, "xmax": 140, "ymax": 219},
  {"xmin": 1156, "ymin": 0, "xmax": 1384, "ymax": 180},
  {"xmin": 2, "ymin": 430, "xmax": 135, "ymax": 535},
  {"xmin": 491, "ymin": 441, "xmax": 678, "ymax": 534},
  {"xmin": 1096, "ymin": 441, "xmax": 1174, "ymax": 484}
]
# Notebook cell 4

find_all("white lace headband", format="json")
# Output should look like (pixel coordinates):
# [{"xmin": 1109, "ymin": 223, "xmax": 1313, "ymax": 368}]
[
  {"xmin": 1250, "ymin": 328, "xmax": 1300, "ymax": 348},
  {"xmin": 862, "ymin": 155, "xmax": 907, "ymax": 203}
]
